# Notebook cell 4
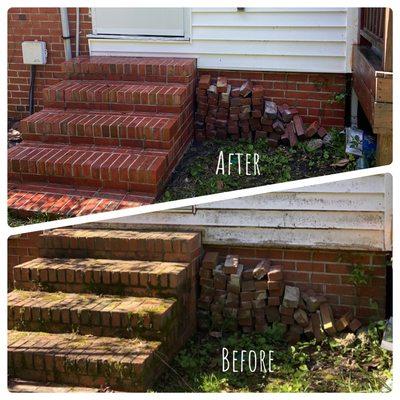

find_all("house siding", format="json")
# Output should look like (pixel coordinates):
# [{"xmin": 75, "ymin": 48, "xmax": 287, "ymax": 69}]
[
  {"xmin": 89, "ymin": 7, "xmax": 358, "ymax": 73},
  {"xmin": 97, "ymin": 174, "xmax": 392, "ymax": 252}
]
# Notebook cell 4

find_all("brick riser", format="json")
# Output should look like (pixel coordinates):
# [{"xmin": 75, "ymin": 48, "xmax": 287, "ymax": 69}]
[
  {"xmin": 38, "ymin": 228, "xmax": 201, "ymax": 262},
  {"xmin": 63, "ymin": 56, "xmax": 196, "ymax": 85},
  {"xmin": 8, "ymin": 228, "xmax": 202, "ymax": 391},
  {"xmin": 8, "ymin": 291, "xmax": 179, "ymax": 343},
  {"xmin": 8, "ymin": 56, "xmax": 196, "ymax": 217},
  {"xmin": 8, "ymin": 330, "xmax": 164, "ymax": 391},
  {"xmin": 43, "ymin": 80, "xmax": 192, "ymax": 114},
  {"xmin": 9, "ymin": 104, "xmax": 194, "ymax": 196},
  {"xmin": 8, "ymin": 102, "xmax": 193, "ymax": 216}
]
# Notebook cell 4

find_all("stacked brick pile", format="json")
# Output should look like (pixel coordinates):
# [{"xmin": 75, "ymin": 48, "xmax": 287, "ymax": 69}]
[
  {"xmin": 198, "ymin": 253, "xmax": 362, "ymax": 344},
  {"xmin": 195, "ymin": 75, "xmax": 328, "ymax": 147}
]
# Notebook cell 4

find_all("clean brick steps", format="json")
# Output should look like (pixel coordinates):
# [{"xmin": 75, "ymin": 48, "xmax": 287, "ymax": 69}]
[
  {"xmin": 13, "ymin": 257, "xmax": 189, "ymax": 297},
  {"xmin": 8, "ymin": 182, "xmax": 153, "ymax": 217},
  {"xmin": 8, "ymin": 56, "xmax": 196, "ymax": 217},
  {"xmin": 9, "ymin": 228, "xmax": 201, "ymax": 391},
  {"xmin": 43, "ymin": 80, "xmax": 190, "ymax": 113},
  {"xmin": 19, "ymin": 109, "xmax": 180, "ymax": 149},
  {"xmin": 8, "ymin": 142, "xmax": 169, "ymax": 195},
  {"xmin": 8, "ymin": 330, "xmax": 163, "ymax": 391},
  {"xmin": 63, "ymin": 56, "xmax": 196, "ymax": 84},
  {"xmin": 8, "ymin": 290, "xmax": 177, "ymax": 341}
]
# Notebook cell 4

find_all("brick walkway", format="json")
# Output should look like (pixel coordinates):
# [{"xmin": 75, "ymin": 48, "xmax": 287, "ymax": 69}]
[{"xmin": 9, "ymin": 378, "xmax": 102, "ymax": 392}]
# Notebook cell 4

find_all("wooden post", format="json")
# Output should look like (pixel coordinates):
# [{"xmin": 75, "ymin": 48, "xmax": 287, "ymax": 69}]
[{"xmin": 383, "ymin": 8, "xmax": 392, "ymax": 72}]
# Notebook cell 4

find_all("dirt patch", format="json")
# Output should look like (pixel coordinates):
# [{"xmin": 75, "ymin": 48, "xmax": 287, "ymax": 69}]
[{"xmin": 160, "ymin": 131, "xmax": 357, "ymax": 202}]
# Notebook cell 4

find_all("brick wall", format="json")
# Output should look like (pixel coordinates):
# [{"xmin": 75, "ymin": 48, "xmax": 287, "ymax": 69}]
[
  {"xmin": 8, "ymin": 7, "xmax": 346, "ymax": 130},
  {"xmin": 8, "ymin": 7, "xmax": 91, "ymax": 120},
  {"xmin": 198, "ymin": 69, "xmax": 347, "ymax": 129},
  {"xmin": 203, "ymin": 244, "xmax": 389, "ymax": 322},
  {"xmin": 8, "ymin": 232, "xmax": 42, "ymax": 289}
]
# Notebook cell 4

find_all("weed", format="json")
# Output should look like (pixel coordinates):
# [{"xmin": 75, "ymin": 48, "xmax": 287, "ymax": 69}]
[
  {"xmin": 153, "ymin": 321, "xmax": 392, "ymax": 393},
  {"xmin": 328, "ymin": 92, "xmax": 347, "ymax": 104},
  {"xmin": 160, "ymin": 131, "xmax": 356, "ymax": 202},
  {"xmin": 349, "ymin": 264, "xmax": 373, "ymax": 286},
  {"xmin": 8, "ymin": 210, "xmax": 61, "ymax": 227}
]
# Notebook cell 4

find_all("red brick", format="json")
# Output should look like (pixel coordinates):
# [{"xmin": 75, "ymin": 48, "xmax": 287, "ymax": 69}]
[{"xmin": 311, "ymin": 273, "xmax": 340, "ymax": 284}]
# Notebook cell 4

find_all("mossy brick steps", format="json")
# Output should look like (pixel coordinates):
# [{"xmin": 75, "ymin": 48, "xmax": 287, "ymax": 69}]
[
  {"xmin": 8, "ymin": 330, "xmax": 162, "ymax": 391},
  {"xmin": 8, "ymin": 228, "xmax": 201, "ymax": 391},
  {"xmin": 13, "ymin": 258, "xmax": 190, "ymax": 297},
  {"xmin": 8, "ymin": 291, "xmax": 177, "ymax": 342},
  {"xmin": 38, "ymin": 228, "xmax": 201, "ymax": 262},
  {"xmin": 8, "ymin": 56, "xmax": 196, "ymax": 217}
]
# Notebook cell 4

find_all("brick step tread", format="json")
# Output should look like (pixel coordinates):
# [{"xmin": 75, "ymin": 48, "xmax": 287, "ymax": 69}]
[
  {"xmin": 8, "ymin": 142, "xmax": 170, "ymax": 192},
  {"xmin": 43, "ymin": 80, "xmax": 190, "ymax": 112},
  {"xmin": 13, "ymin": 257, "xmax": 189, "ymax": 295},
  {"xmin": 8, "ymin": 330, "xmax": 163, "ymax": 391},
  {"xmin": 8, "ymin": 290, "xmax": 176, "ymax": 339},
  {"xmin": 62, "ymin": 55, "xmax": 196, "ymax": 83},
  {"xmin": 9, "ymin": 378, "xmax": 101, "ymax": 393},
  {"xmin": 8, "ymin": 182, "xmax": 154, "ymax": 217},
  {"xmin": 19, "ymin": 109, "xmax": 180, "ymax": 147},
  {"xmin": 40, "ymin": 228, "xmax": 201, "ymax": 262}
]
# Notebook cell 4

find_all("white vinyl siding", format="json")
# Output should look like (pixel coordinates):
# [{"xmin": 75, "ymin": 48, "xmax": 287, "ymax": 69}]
[
  {"xmin": 89, "ymin": 7, "xmax": 358, "ymax": 73},
  {"xmin": 95, "ymin": 175, "xmax": 392, "ymax": 252}
]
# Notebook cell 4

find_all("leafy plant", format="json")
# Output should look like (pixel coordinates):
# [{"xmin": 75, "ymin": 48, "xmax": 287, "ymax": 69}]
[
  {"xmin": 153, "ymin": 321, "xmax": 392, "ymax": 393},
  {"xmin": 328, "ymin": 92, "xmax": 347, "ymax": 104},
  {"xmin": 349, "ymin": 264, "xmax": 373, "ymax": 286}
]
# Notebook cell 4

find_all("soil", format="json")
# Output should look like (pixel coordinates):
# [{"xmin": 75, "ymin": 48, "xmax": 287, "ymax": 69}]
[{"xmin": 159, "ymin": 134, "xmax": 357, "ymax": 202}]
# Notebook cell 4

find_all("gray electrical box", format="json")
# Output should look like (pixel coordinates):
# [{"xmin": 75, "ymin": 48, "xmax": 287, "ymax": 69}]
[{"xmin": 21, "ymin": 41, "xmax": 47, "ymax": 65}]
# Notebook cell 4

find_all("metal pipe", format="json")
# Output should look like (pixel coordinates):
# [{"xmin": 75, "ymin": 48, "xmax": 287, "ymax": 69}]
[
  {"xmin": 75, "ymin": 8, "xmax": 79, "ymax": 57},
  {"xmin": 60, "ymin": 8, "xmax": 72, "ymax": 61},
  {"xmin": 28, "ymin": 65, "xmax": 36, "ymax": 115}
]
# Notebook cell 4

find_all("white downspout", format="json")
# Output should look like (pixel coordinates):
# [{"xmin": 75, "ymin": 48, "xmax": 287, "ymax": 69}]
[
  {"xmin": 75, "ymin": 8, "xmax": 80, "ymax": 57},
  {"xmin": 60, "ymin": 8, "xmax": 72, "ymax": 61}
]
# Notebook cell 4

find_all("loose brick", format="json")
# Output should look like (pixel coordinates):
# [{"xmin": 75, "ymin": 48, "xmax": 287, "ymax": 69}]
[
  {"xmin": 319, "ymin": 303, "xmax": 336, "ymax": 336},
  {"xmin": 293, "ymin": 308, "xmax": 309, "ymax": 327},
  {"xmin": 349, "ymin": 318, "xmax": 362, "ymax": 332},
  {"xmin": 283, "ymin": 286, "xmax": 300, "ymax": 308},
  {"xmin": 223, "ymin": 255, "xmax": 239, "ymax": 274},
  {"xmin": 202, "ymin": 252, "xmax": 219, "ymax": 269},
  {"xmin": 199, "ymin": 75, "xmax": 211, "ymax": 89},
  {"xmin": 239, "ymin": 80, "xmax": 252, "ymax": 97},
  {"xmin": 268, "ymin": 266, "xmax": 283, "ymax": 281},
  {"xmin": 253, "ymin": 259, "xmax": 270, "ymax": 280}
]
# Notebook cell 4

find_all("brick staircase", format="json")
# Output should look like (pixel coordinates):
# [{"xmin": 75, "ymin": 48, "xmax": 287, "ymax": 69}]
[
  {"xmin": 8, "ymin": 56, "xmax": 196, "ymax": 217},
  {"xmin": 8, "ymin": 228, "xmax": 201, "ymax": 391}
]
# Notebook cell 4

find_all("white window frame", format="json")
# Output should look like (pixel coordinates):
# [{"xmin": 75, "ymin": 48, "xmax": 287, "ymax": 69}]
[{"xmin": 90, "ymin": 8, "xmax": 192, "ymax": 42}]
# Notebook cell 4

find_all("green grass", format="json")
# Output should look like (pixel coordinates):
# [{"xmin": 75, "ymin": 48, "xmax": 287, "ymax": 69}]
[
  {"xmin": 153, "ymin": 321, "xmax": 392, "ymax": 393},
  {"xmin": 8, "ymin": 210, "xmax": 61, "ymax": 227}
]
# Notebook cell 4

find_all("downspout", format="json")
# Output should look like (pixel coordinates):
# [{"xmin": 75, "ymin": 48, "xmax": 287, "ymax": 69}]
[
  {"xmin": 75, "ymin": 8, "xmax": 80, "ymax": 57},
  {"xmin": 60, "ymin": 8, "xmax": 72, "ymax": 61}
]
